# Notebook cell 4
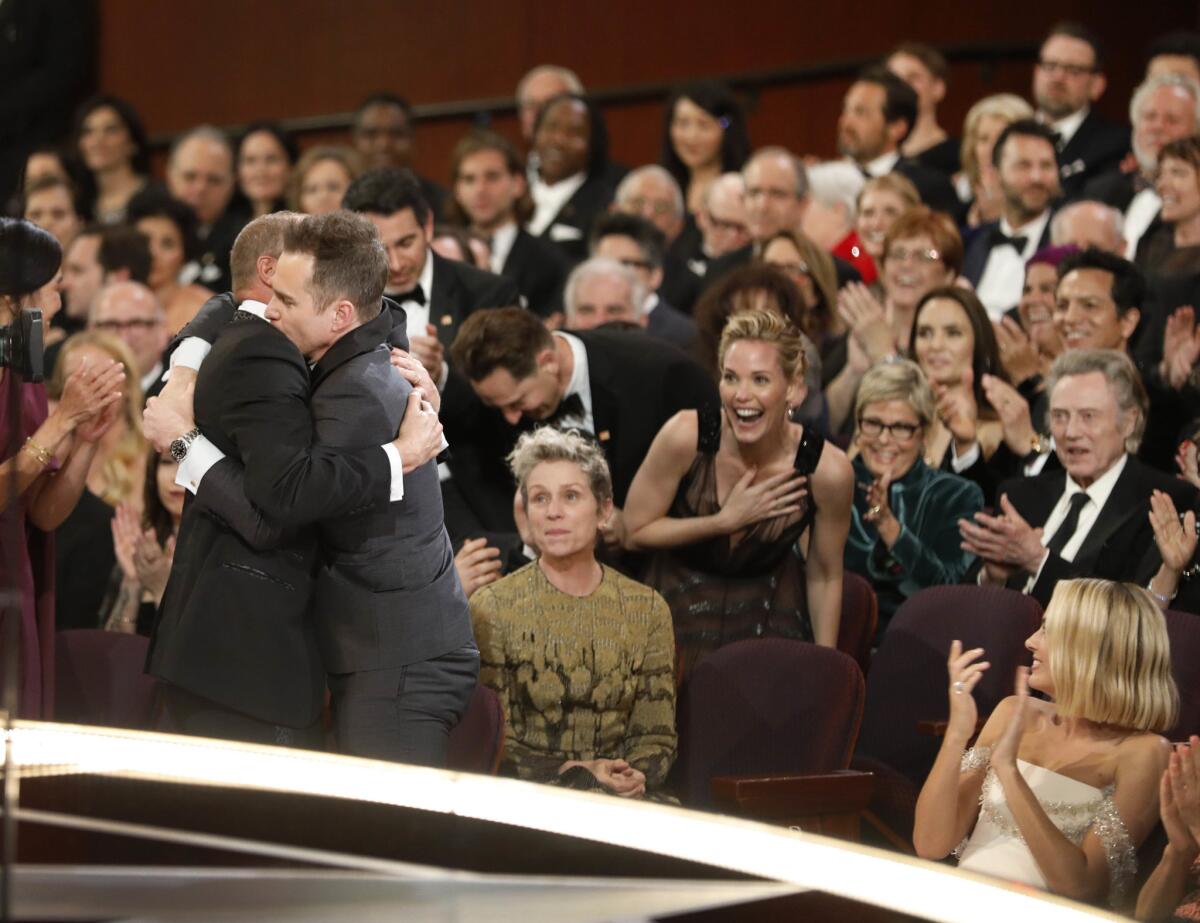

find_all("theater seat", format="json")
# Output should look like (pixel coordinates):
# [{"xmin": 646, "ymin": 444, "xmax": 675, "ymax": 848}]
[
  {"xmin": 54, "ymin": 630, "xmax": 157, "ymax": 730},
  {"xmin": 446, "ymin": 683, "xmax": 505, "ymax": 775},
  {"xmin": 1164, "ymin": 608, "xmax": 1200, "ymax": 740},
  {"xmin": 837, "ymin": 571, "xmax": 878, "ymax": 676}
]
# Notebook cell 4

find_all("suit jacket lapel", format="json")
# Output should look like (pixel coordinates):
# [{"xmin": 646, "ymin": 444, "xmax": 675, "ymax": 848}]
[
  {"xmin": 581, "ymin": 338, "xmax": 619, "ymax": 459},
  {"xmin": 1072, "ymin": 458, "xmax": 1144, "ymax": 565},
  {"xmin": 428, "ymin": 252, "xmax": 463, "ymax": 347},
  {"xmin": 963, "ymin": 223, "xmax": 996, "ymax": 286}
]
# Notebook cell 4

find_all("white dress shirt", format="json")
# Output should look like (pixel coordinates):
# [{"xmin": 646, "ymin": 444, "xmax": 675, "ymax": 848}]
[
  {"xmin": 863, "ymin": 151, "xmax": 902, "ymax": 178},
  {"xmin": 975, "ymin": 210, "xmax": 1052, "ymax": 321},
  {"xmin": 1045, "ymin": 107, "xmax": 1089, "ymax": 149},
  {"xmin": 173, "ymin": 299, "xmax": 406, "ymax": 500},
  {"xmin": 398, "ymin": 253, "xmax": 435, "ymax": 342},
  {"xmin": 489, "ymin": 221, "xmax": 519, "ymax": 275},
  {"xmin": 528, "ymin": 172, "xmax": 586, "ymax": 237},
  {"xmin": 553, "ymin": 331, "xmax": 595, "ymax": 436},
  {"xmin": 1123, "ymin": 187, "xmax": 1162, "ymax": 260}
]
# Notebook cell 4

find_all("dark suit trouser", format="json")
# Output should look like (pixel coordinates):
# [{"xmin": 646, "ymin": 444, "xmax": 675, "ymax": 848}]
[
  {"xmin": 327, "ymin": 643, "xmax": 479, "ymax": 767},
  {"xmin": 155, "ymin": 683, "xmax": 323, "ymax": 750}
]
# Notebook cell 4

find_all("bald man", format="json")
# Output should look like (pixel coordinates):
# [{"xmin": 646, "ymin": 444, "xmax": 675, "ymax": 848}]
[{"xmin": 89, "ymin": 281, "xmax": 168, "ymax": 395}]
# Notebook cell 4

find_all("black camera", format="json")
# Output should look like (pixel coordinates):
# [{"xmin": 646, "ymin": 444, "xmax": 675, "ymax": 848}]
[{"xmin": 0, "ymin": 308, "xmax": 43, "ymax": 382}]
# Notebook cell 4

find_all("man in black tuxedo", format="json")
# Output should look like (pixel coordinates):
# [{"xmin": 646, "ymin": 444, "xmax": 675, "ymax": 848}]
[
  {"xmin": 167, "ymin": 126, "xmax": 246, "ymax": 293},
  {"xmin": 352, "ymin": 92, "xmax": 447, "ymax": 220},
  {"xmin": 963, "ymin": 120, "xmax": 1059, "ymax": 321},
  {"xmin": 448, "ymin": 129, "xmax": 570, "ymax": 322},
  {"xmin": 590, "ymin": 212, "xmax": 696, "ymax": 350},
  {"xmin": 1032, "ymin": 22, "xmax": 1129, "ymax": 203},
  {"xmin": 960, "ymin": 349, "xmax": 1198, "ymax": 608},
  {"xmin": 689, "ymin": 173, "xmax": 751, "ymax": 279},
  {"xmin": 837, "ymin": 67, "xmax": 959, "ymax": 218},
  {"xmin": 145, "ymin": 213, "xmax": 445, "ymax": 746},
  {"xmin": 450, "ymin": 307, "xmax": 719, "ymax": 544}
]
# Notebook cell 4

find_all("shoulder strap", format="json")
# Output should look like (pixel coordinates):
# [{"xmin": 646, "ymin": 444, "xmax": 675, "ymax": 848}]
[
  {"xmin": 697, "ymin": 404, "xmax": 721, "ymax": 454},
  {"xmin": 794, "ymin": 428, "xmax": 825, "ymax": 476}
]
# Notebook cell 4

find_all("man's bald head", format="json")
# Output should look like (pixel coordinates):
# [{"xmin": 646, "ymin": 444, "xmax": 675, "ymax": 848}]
[
  {"xmin": 700, "ymin": 172, "xmax": 751, "ymax": 257},
  {"xmin": 89, "ymin": 281, "xmax": 167, "ymax": 375},
  {"xmin": 168, "ymin": 126, "xmax": 235, "ymax": 226}
]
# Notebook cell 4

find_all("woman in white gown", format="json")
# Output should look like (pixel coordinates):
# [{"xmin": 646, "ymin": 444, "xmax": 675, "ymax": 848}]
[{"xmin": 913, "ymin": 578, "xmax": 1177, "ymax": 909}]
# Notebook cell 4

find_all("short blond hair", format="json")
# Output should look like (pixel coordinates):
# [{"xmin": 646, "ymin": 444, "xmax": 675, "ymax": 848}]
[
  {"xmin": 960, "ymin": 93, "xmax": 1035, "ymax": 187},
  {"xmin": 508, "ymin": 426, "xmax": 613, "ymax": 508},
  {"xmin": 853, "ymin": 358, "xmax": 935, "ymax": 429},
  {"xmin": 1046, "ymin": 579, "xmax": 1178, "ymax": 734},
  {"xmin": 717, "ymin": 309, "xmax": 807, "ymax": 382}
]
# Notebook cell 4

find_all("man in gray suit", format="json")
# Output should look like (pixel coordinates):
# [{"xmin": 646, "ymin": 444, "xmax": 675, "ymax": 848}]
[{"xmin": 153, "ymin": 211, "xmax": 477, "ymax": 765}]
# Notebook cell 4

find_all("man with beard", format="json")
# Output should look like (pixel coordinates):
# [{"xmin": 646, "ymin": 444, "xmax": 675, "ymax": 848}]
[{"xmin": 964, "ymin": 120, "xmax": 1060, "ymax": 320}]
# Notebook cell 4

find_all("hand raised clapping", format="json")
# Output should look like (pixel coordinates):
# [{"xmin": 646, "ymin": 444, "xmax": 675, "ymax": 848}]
[{"xmin": 945, "ymin": 639, "xmax": 990, "ymax": 745}]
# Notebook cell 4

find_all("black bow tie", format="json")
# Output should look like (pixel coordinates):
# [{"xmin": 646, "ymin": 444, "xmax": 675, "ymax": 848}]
[
  {"xmin": 549, "ymin": 392, "xmax": 586, "ymax": 424},
  {"xmin": 988, "ymin": 226, "xmax": 1028, "ymax": 253},
  {"xmin": 401, "ymin": 284, "xmax": 426, "ymax": 306}
]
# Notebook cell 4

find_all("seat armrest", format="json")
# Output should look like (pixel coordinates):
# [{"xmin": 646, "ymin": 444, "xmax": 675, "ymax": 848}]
[{"xmin": 711, "ymin": 770, "xmax": 874, "ymax": 823}]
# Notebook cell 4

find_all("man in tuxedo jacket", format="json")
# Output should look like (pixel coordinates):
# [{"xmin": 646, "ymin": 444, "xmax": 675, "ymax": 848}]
[
  {"xmin": 837, "ymin": 67, "xmax": 959, "ymax": 219},
  {"xmin": 688, "ymin": 173, "xmax": 752, "ymax": 280},
  {"xmin": 167, "ymin": 127, "xmax": 245, "ymax": 293},
  {"xmin": 590, "ymin": 212, "xmax": 696, "ymax": 350},
  {"xmin": 145, "ymin": 213, "xmax": 445, "ymax": 746},
  {"xmin": 963, "ymin": 120, "xmax": 1059, "ymax": 320},
  {"xmin": 449, "ymin": 129, "xmax": 570, "ymax": 322},
  {"xmin": 449, "ymin": 307, "xmax": 719, "ymax": 544},
  {"xmin": 959, "ymin": 349, "xmax": 1198, "ymax": 608},
  {"xmin": 1032, "ymin": 23, "xmax": 1130, "ymax": 203}
]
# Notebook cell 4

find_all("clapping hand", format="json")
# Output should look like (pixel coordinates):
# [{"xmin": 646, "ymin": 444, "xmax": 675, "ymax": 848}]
[
  {"xmin": 991, "ymin": 666, "xmax": 1031, "ymax": 773},
  {"xmin": 409, "ymin": 324, "xmax": 446, "ymax": 384},
  {"xmin": 945, "ymin": 639, "xmax": 990, "ymax": 745},
  {"xmin": 133, "ymin": 530, "xmax": 175, "ymax": 601},
  {"xmin": 1177, "ymin": 440, "xmax": 1200, "ymax": 490},
  {"xmin": 980, "ymin": 374, "xmax": 1036, "ymax": 457},
  {"xmin": 1149, "ymin": 489, "xmax": 1198, "ymax": 575},
  {"xmin": 1160, "ymin": 306, "xmax": 1200, "ymax": 391},
  {"xmin": 933, "ymin": 370, "xmax": 979, "ymax": 451},
  {"xmin": 1159, "ymin": 736, "xmax": 1200, "ymax": 858},
  {"xmin": 993, "ymin": 317, "xmax": 1042, "ymax": 384},
  {"xmin": 455, "ymin": 537, "xmax": 503, "ymax": 597},
  {"xmin": 838, "ymin": 283, "xmax": 897, "ymax": 363}
]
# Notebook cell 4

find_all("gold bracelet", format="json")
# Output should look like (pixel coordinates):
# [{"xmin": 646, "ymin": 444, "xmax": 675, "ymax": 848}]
[{"xmin": 22, "ymin": 437, "xmax": 54, "ymax": 468}]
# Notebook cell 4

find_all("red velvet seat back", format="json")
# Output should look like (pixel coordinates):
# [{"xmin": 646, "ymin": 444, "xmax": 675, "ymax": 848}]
[
  {"xmin": 837, "ymin": 571, "xmax": 878, "ymax": 676},
  {"xmin": 54, "ymin": 630, "xmax": 156, "ymax": 730},
  {"xmin": 1165, "ymin": 609, "xmax": 1200, "ymax": 740},
  {"xmin": 446, "ymin": 683, "xmax": 505, "ymax": 775}
]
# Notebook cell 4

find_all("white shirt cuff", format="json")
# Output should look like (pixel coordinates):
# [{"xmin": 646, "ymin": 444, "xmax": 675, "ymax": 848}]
[
  {"xmin": 436, "ymin": 361, "xmax": 449, "ymax": 392},
  {"xmin": 1022, "ymin": 549, "xmax": 1051, "ymax": 594},
  {"xmin": 950, "ymin": 441, "xmax": 980, "ymax": 473},
  {"xmin": 175, "ymin": 435, "xmax": 226, "ymax": 494},
  {"xmin": 170, "ymin": 336, "xmax": 212, "ymax": 372},
  {"xmin": 381, "ymin": 443, "xmax": 405, "ymax": 501}
]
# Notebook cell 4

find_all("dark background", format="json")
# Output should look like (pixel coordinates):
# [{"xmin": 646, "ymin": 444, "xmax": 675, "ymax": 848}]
[{"xmin": 95, "ymin": 1, "xmax": 1199, "ymax": 180}]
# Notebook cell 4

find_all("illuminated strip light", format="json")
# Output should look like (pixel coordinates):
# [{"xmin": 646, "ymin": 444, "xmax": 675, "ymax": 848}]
[{"xmin": 8, "ymin": 722, "xmax": 1122, "ymax": 923}]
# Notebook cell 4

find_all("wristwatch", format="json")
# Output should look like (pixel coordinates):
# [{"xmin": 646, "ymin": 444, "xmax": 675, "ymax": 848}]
[{"xmin": 169, "ymin": 427, "xmax": 202, "ymax": 463}]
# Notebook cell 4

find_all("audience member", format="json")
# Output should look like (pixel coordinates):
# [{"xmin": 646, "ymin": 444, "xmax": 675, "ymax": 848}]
[
  {"xmin": 991, "ymin": 245, "xmax": 1070, "ymax": 409},
  {"xmin": 854, "ymin": 173, "xmax": 920, "ymax": 285},
  {"xmin": 48, "ymin": 332, "xmax": 146, "ymax": 632},
  {"xmin": 887, "ymin": 42, "xmax": 958, "ymax": 176},
  {"xmin": 661, "ymin": 81, "xmax": 751, "ymax": 216},
  {"xmin": 351, "ymin": 91, "xmax": 447, "ymax": 218},
  {"xmin": 845, "ymin": 359, "xmax": 983, "ymax": 626},
  {"xmin": 73, "ymin": 96, "xmax": 153, "ymax": 225},
  {"xmin": 1033, "ymin": 22, "xmax": 1130, "ymax": 201},
  {"xmin": 963, "ymin": 119, "xmax": 1060, "ymax": 319},
  {"xmin": 127, "ymin": 189, "xmax": 213, "ymax": 334},
  {"xmin": 691, "ymin": 172, "xmax": 751, "ymax": 278},
  {"xmin": 1049, "ymin": 200, "xmax": 1126, "ymax": 254},
  {"xmin": 959, "ymin": 349, "xmax": 1198, "ymax": 607},
  {"xmin": 430, "ymin": 224, "xmax": 484, "ymax": 268},
  {"xmin": 1086, "ymin": 74, "xmax": 1200, "ymax": 259},
  {"xmin": 1145, "ymin": 29, "xmax": 1200, "ymax": 83},
  {"xmin": 103, "ymin": 449, "xmax": 183, "ymax": 636},
  {"xmin": 828, "ymin": 206, "xmax": 961, "ymax": 432},
  {"xmin": 958, "ymin": 94, "xmax": 1036, "ymax": 227},
  {"xmin": 528, "ymin": 93, "xmax": 616, "ymax": 263},
  {"xmin": 758, "ymin": 231, "xmax": 842, "ymax": 382},
  {"xmin": 802, "ymin": 160, "xmax": 871, "ymax": 282},
  {"xmin": 0, "ymin": 218, "xmax": 125, "ymax": 718},
  {"xmin": 448, "ymin": 129, "xmax": 569, "ymax": 320},
  {"xmin": 88, "ymin": 281, "xmax": 168, "ymax": 396},
  {"xmin": 166, "ymin": 125, "xmax": 243, "ymax": 292},
  {"xmin": 590, "ymin": 211, "xmax": 696, "ymax": 349},
  {"xmin": 235, "ymin": 121, "xmax": 297, "ymax": 219},
  {"xmin": 515, "ymin": 65, "xmax": 584, "ymax": 145},
  {"xmin": 471, "ymin": 427, "xmax": 676, "ymax": 796},
  {"xmin": 1138, "ymin": 136, "xmax": 1200, "ymax": 278},
  {"xmin": 21, "ymin": 175, "xmax": 83, "ymax": 252},
  {"xmin": 915, "ymin": 578, "xmax": 1174, "ymax": 909},
  {"xmin": 837, "ymin": 66, "xmax": 958, "ymax": 216},
  {"xmin": 625, "ymin": 309, "xmax": 851, "ymax": 680},
  {"xmin": 288, "ymin": 145, "xmax": 362, "ymax": 215},
  {"xmin": 562, "ymin": 257, "xmax": 645, "ymax": 330}
]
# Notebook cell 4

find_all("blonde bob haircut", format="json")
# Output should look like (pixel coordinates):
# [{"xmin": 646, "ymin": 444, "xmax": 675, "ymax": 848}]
[
  {"xmin": 717, "ymin": 309, "xmax": 807, "ymax": 383},
  {"xmin": 853, "ymin": 358, "xmax": 935, "ymax": 430},
  {"xmin": 1045, "ymin": 579, "xmax": 1178, "ymax": 734},
  {"xmin": 508, "ymin": 426, "xmax": 613, "ymax": 509}
]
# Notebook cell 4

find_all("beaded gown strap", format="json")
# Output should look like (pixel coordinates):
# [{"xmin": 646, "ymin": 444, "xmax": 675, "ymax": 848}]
[
  {"xmin": 1092, "ymin": 790, "xmax": 1136, "ymax": 908},
  {"xmin": 696, "ymin": 403, "xmax": 722, "ymax": 455},
  {"xmin": 960, "ymin": 746, "xmax": 992, "ymax": 773},
  {"xmin": 794, "ymin": 428, "xmax": 825, "ymax": 476}
]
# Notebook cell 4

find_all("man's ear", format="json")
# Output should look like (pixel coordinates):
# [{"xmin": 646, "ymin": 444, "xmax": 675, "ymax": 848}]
[
  {"xmin": 107, "ymin": 268, "xmax": 131, "ymax": 284},
  {"xmin": 887, "ymin": 118, "xmax": 909, "ymax": 150},
  {"xmin": 333, "ymin": 299, "xmax": 357, "ymax": 329},
  {"xmin": 1087, "ymin": 72, "xmax": 1107, "ymax": 104},
  {"xmin": 1119, "ymin": 307, "xmax": 1141, "ymax": 345},
  {"xmin": 535, "ymin": 345, "xmax": 558, "ymax": 372},
  {"xmin": 256, "ymin": 254, "xmax": 275, "ymax": 286},
  {"xmin": 423, "ymin": 212, "xmax": 435, "ymax": 241}
]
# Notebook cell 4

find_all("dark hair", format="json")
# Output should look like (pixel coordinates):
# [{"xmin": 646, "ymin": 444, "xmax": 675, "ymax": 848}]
[
  {"xmin": 355, "ymin": 91, "xmax": 413, "ymax": 124},
  {"xmin": 1027, "ymin": 243, "xmax": 1080, "ymax": 270},
  {"xmin": 692, "ymin": 264, "xmax": 809, "ymax": 378},
  {"xmin": 20, "ymin": 145, "xmax": 96, "ymax": 219},
  {"xmin": 20, "ymin": 175, "xmax": 86, "ymax": 223},
  {"xmin": 660, "ymin": 81, "xmax": 751, "ymax": 194},
  {"xmin": 445, "ymin": 129, "xmax": 533, "ymax": 226},
  {"xmin": 991, "ymin": 118, "xmax": 1060, "ymax": 168},
  {"xmin": 343, "ymin": 168, "xmax": 431, "ymax": 226},
  {"xmin": 857, "ymin": 66, "xmax": 918, "ymax": 145},
  {"xmin": 1145, "ymin": 30, "xmax": 1200, "ymax": 68},
  {"xmin": 98, "ymin": 226, "xmax": 152, "ymax": 284},
  {"xmin": 0, "ymin": 218, "xmax": 62, "ymax": 298},
  {"xmin": 533, "ymin": 93, "xmax": 610, "ymax": 181},
  {"xmin": 889, "ymin": 42, "xmax": 949, "ymax": 81},
  {"xmin": 1058, "ymin": 247, "xmax": 1145, "ymax": 317},
  {"xmin": 758, "ymin": 229, "xmax": 839, "ymax": 341},
  {"xmin": 283, "ymin": 211, "xmax": 387, "ymax": 321},
  {"xmin": 911, "ymin": 286, "xmax": 1009, "ymax": 416},
  {"xmin": 1160, "ymin": 135, "xmax": 1200, "ymax": 172},
  {"xmin": 142, "ymin": 450, "xmax": 177, "ymax": 545},
  {"xmin": 1043, "ymin": 20, "xmax": 1105, "ymax": 70},
  {"xmin": 73, "ymin": 96, "xmax": 151, "ymax": 176},
  {"xmin": 126, "ymin": 188, "xmax": 202, "ymax": 263},
  {"xmin": 238, "ymin": 121, "xmax": 300, "ymax": 165},
  {"xmin": 450, "ymin": 306, "xmax": 553, "ymax": 382},
  {"xmin": 589, "ymin": 212, "xmax": 666, "ymax": 268},
  {"xmin": 432, "ymin": 224, "xmax": 481, "ymax": 267}
]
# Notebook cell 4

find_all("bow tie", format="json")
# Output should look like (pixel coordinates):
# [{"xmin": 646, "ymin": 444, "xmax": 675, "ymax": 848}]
[
  {"xmin": 988, "ymin": 226, "xmax": 1028, "ymax": 253},
  {"xmin": 401, "ymin": 284, "xmax": 426, "ymax": 306},
  {"xmin": 548, "ymin": 392, "xmax": 586, "ymax": 425}
]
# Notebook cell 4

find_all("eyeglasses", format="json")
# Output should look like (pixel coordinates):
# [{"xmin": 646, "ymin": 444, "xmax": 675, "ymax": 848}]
[
  {"xmin": 617, "ymin": 257, "xmax": 652, "ymax": 271},
  {"xmin": 1037, "ymin": 59, "xmax": 1095, "ymax": 78},
  {"xmin": 624, "ymin": 196, "xmax": 676, "ymax": 217},
  {"xmin": 858, "ymin": 417, "xmax": 921, "ymax": 442},
  {"xmin": 93, "ymin": 318, "xmax": 160, "ymax": 331},
  {"xmin": 706, "ymin": 212, "xmax": 748, "ymax": 235},
  {"xmin": 885, "ymin": 246, "xmax": 942, "ymax": 265}
]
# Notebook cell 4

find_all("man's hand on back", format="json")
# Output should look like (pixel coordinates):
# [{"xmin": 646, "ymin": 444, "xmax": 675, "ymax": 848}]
[{"xmin": 394, "ymin": 389, "xmax": 443, "ymax": 473}]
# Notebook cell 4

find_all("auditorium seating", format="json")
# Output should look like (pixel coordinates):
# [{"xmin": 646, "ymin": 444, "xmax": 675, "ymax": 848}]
[{"xmin": 55, "ymin": 630, "xmax": 157, "ymax": 730}]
